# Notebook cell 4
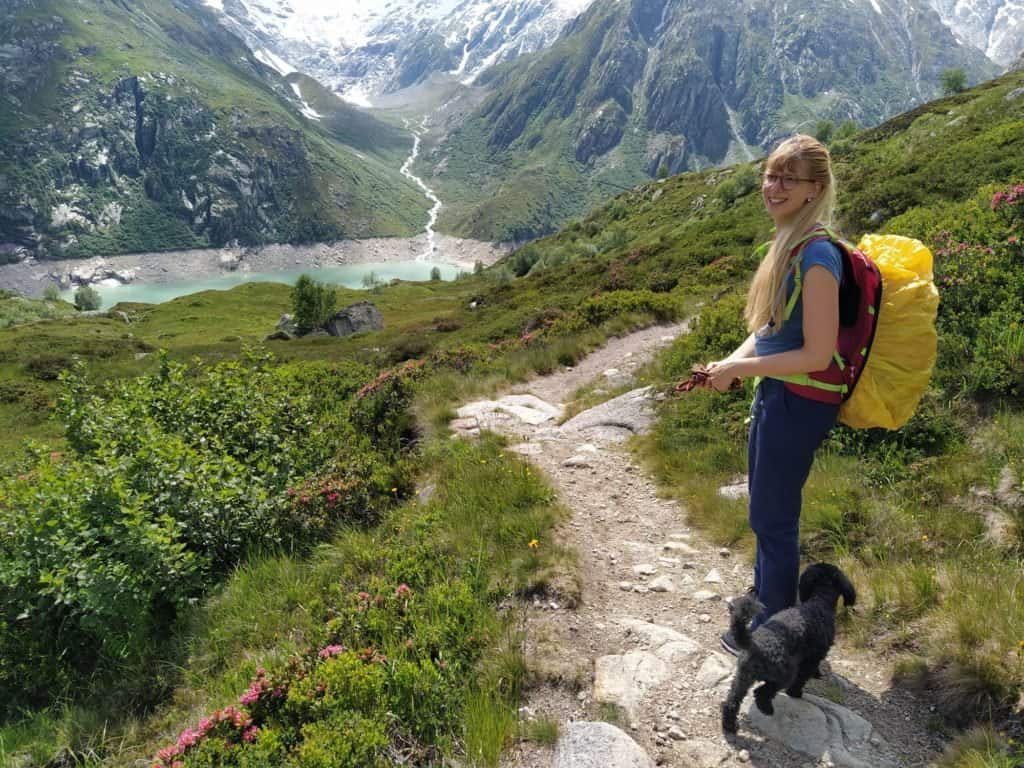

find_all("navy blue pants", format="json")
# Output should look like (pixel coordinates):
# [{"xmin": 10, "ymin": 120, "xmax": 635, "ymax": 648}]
[{"xmin": 747, "ymin": 378, "xmax": 838, "ymax": 629}]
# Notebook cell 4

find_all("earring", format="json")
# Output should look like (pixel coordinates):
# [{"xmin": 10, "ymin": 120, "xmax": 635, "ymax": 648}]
[{"xmin": 806, "ymin": 197, "xmax": 815, "ymax": 202}]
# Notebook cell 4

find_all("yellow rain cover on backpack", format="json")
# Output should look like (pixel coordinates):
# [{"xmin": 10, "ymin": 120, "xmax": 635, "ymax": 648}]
[{"xmin": 839, "ymin": 235, "xmax": 939, "ymax": 430}]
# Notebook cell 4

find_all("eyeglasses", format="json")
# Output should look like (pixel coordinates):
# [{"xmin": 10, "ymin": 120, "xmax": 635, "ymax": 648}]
[{"xmin": 762, "ymin": 172, "xmax": 815, "ymax": 190}]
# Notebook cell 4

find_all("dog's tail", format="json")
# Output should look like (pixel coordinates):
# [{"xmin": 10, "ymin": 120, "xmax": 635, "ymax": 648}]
[{"xmin": 729, "ymin": 594, "xmax": 764, "ymax": 650}]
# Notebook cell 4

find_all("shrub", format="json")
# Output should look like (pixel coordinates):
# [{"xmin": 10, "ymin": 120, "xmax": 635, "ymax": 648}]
[
  {"xmin": 0, "ymin": 353, "xmax": 410, "ymax": 716},
  {"xmin": 941, "ymin": 68, "xmax": 967, "ymax": 96},
  {"xmin": 291, "ymin": 275, "xmax": 337, "ymax": 334},
  {"xmin": 42, "ymin": 284, "xmax": 61, "ymax": 301},
  {"xmin": 73, "ymin": 284, "xmax": 101, "ymax": 311}
]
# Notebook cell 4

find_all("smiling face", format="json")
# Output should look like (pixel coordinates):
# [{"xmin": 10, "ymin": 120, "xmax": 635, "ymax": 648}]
[{"xmin": 761, "ymin": 159, "xmax": 822, "ymax": 226}]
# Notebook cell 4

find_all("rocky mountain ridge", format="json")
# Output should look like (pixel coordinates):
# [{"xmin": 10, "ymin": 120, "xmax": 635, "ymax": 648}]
[
  {"xmin": 928, "ymin": 0, "xmax": 1024, "ymax": 66},
  {"xmin": 0, "ymin": 0, "xmax": 426, "ymax": 263},
  {"xmin": 205, "ymin": 0, "xmax": 593, "ymax": 104},
  {"xmin": 424, "ymin": 0, "xmax": 1000, "ymax": 241}
]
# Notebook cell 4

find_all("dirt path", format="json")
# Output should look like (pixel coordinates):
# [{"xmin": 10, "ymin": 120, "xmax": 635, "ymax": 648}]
[{"xmin": 451, "ymin": 324, "xmax": 944, "ymax": 768}]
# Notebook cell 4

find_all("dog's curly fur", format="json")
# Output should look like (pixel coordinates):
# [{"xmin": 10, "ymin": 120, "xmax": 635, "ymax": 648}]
[{"xmin": 721, "ymin": 563, "xmax": 856, "ymax": 734}]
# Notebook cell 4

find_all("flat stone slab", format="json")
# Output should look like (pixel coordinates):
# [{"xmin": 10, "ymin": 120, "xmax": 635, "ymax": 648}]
[
  {"xmin": 554, "ymin": 721, "xmax": 655, "ymax": 768},
  {"xmin": 619, "ymin": 619, "xmax": 700, "ymax": 663},
  {"xmin": 744, "ymin": 693, "xmax": 899, "ymax": 768},
  {"xmin": 562, "ymin": 387, "xmax": 656, "ymax": 436},
  {"xmin": 594, "ymin": 651, "xmax": 671, "ymax": 723},
  {"xmin": 697, "ymin": 652, "xmax": 734, "ymax": 690},
  {"xmin": 456, "ymin": 395, "xmax": 563, "ymax": 427}
]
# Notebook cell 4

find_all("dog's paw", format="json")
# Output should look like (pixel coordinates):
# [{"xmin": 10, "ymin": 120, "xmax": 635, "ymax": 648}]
[
  {"xmin": 754, "ymin": 687, "xmax": 776, "ymax": 715},
  {"xmin": 812, "ymin": 666, "xmax": 823, "ymax": 679},
  {"xmin": 721, "ymin": 709, "xmax": 739, "ymax": 734},
  {"xmin": 786, "ymin": 685, "xmax": 804, "ymax": 699}
]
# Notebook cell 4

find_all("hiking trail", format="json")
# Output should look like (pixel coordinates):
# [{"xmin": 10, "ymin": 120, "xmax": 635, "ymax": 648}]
[{"xmin": 450, "ymin": 323, "xmax": 943, "ymax": 768}]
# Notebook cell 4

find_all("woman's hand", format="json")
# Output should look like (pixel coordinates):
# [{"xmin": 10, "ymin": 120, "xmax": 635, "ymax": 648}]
[{"xmin": 705, "ymin": 360, "xmax": 741, "ymax": 392}]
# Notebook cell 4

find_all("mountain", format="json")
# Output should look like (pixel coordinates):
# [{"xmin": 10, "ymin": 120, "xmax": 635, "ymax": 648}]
[
  {"xmin": 205, "ymin": 0, "xmax": 594, "ymax": 104},
  {"xmin": 0, "ymin": 0, "xmax": 427, "ymax": 263},
  {"xmin": 423, "ymin": 0, "xmax": 1000, "ymax": 241},
  {"xmin": 926, "ymin": 0, "xmax": 1024, "ymax": 66}
]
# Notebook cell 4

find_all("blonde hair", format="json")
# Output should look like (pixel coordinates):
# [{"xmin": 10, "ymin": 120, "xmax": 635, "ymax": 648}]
[{"xmin": 745, "ymin": 134, "xmax": 836, "ymax": 333}]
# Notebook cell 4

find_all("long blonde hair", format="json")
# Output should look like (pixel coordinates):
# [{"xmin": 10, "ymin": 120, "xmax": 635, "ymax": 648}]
[{"xmin": 745, "ymin": 134, "xmax": 836, "ymax": 333}]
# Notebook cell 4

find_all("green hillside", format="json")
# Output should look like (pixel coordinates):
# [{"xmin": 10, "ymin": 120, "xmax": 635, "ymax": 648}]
[
  {"xmin": 1, "ymin": 68, "xmax": 1023, "ymax": 767},
  {"xmin": 0, "ymin": 0, "xmax": 427, "ymax": 262}
]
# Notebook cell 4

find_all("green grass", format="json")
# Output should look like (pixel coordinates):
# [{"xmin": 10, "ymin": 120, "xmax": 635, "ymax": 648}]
[{"xmin": 0, "ymin": 435, "xmax": 568, "ymax": 767}]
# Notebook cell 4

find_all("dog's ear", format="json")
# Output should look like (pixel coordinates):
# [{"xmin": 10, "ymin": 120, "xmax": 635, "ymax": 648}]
[
  {"xmin": 836, "ymin": 568, "xmax": 857, "ymax": 607},
  {"xmin": 798, "ymin": 564, "xmax": 824, "ymax": 603}
]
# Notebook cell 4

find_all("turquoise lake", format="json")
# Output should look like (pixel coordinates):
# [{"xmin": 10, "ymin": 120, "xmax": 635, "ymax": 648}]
[{"xmin": 60, "ymin": 260, "xmax": 463, "ymax": 310}]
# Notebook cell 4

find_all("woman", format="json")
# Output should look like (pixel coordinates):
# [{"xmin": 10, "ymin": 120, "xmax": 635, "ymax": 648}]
[{"xmin": 704, "ymin": 134, "xmax": 842, "ymax": 655}]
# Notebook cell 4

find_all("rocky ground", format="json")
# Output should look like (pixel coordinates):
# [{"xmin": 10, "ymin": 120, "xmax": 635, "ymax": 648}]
[
  {"xmin": 450, "ymin": 324, "xmax": 945, "ymax": 768},
  {"xmin": 0, "ymin": 234, "xmax": 510, "ymax": 297}
]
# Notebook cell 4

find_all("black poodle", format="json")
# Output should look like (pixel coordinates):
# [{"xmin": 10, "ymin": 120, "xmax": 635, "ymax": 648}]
[{"xmin": 721, "ymin": 563, "xmax": 856, "ymax": 734}]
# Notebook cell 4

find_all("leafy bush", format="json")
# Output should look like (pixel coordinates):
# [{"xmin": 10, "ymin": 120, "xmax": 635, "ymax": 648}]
[
  {"xmin": 0, "ymin": 352, "xmax": 412, "ymax": 716},
  {"xmin": 73, "ymin": 284, "xmax": 101, "ymax": 311},
  {"xmin": 291, "ymin": 274, "xmax": 337, "ymax": 334}
]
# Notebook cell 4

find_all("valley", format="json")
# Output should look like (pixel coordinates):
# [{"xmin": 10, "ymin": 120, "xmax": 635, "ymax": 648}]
[{"xmin": 1, "ymin": 2, "xmax": 1024, "ymax": 767}]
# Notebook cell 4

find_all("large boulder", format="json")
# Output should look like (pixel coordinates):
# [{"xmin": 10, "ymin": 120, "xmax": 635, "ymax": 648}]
[{"xmin": 324, "ymin": 301, "xmax": 383, "ymax": 337}]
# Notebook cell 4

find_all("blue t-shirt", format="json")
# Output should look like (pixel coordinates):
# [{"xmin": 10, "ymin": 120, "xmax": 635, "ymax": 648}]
[{"xmin": 754, "ymin": 238, "xmax": 842, "ymax": 357}]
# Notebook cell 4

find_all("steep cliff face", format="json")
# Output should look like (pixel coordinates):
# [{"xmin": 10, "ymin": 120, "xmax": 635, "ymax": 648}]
[
  {"xmin": 926, "ymin": 0, "xmax": 1024, "ymax": 67},
  {"xmin": 0, "ymin": 0, "xmax": 425, "ymax": 262},
  {"xmin": 428, "ymin": 0, "xmax": 999, "ymax": 241}
]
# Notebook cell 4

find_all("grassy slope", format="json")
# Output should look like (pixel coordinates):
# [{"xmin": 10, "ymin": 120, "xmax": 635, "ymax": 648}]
[
  {"xmin": 1, "ymin": 68, "xmax": 1023, "ymax": 766},
  {"xmin": 1, "ymin": 0, "xmax": 428, "ymax": 256}
]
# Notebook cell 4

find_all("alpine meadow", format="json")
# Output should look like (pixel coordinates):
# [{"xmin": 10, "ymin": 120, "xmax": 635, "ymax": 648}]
[{"xmin": 1, "ymin": 1, "xmax": 1024, "ymax": 767}]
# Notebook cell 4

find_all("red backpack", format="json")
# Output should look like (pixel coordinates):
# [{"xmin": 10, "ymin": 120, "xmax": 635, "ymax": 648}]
[{"xmin": 771, "ymin": 227, "xmax": 883, "ymax": 405}]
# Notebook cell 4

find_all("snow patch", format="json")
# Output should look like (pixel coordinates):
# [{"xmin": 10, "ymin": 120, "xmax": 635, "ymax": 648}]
[
  {"xmin": 253, "ymin": 48, "xmax": 296, "ymax": 76},
  {"xmin": 289, "ymin": 81, "xmax": 322, "ymax": 120}
]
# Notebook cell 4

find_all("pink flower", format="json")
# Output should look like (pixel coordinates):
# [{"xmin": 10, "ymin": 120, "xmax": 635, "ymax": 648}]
[
  {"xmin": 395, "ymin": 583, "xmax": 412, "ymax": 598},
  {"xmin": 157, "ymin": 746, "xmax": 181, "ymax": 762},
  {"xmin": 239, "ymin": 682, "xmax": 262, "ymax": 705},
  {"xmin": 176, "ymin": 728, "xmax": 199, "ymax": 750},
  {"xmin": 243, "ymin": 726, "xmax": 259, "ymax": 743},
  {"xmin": 318, "ymin": 644, "xmax": 344, "ymax": 659},
  {"xmin": 198, "ymin": 717, "xmax": 213, "ymax": 736}
]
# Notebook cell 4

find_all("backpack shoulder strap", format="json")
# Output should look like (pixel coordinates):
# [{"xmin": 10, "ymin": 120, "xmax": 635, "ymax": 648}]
[{"xmin": 783, "ymin": 226, "xmax": 836, "ymax": 321}]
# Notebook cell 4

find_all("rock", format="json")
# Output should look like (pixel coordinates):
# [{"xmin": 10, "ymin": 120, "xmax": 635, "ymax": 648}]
[
  {"xmin": 663, "ymin": 541, "xmax": 698, "ymax": 555},
  {"xmin": 457, "ymin": 395, "xmax": 563, "ymax": 431},
  {"xmin": 718, "ymin": 478, "xmax": 749, "ymax": 500},
  {"xmin": 593, "ymin": 652, "xmax": 671, "ymax": 724},
  {"xmin": 561, "ymin": 387, "xmax": 656, "ymax": 438},
  {"xmin": 324, "ymin": 301, "xmax": 383, "ymax": 337},
  {"xmin": 276, "ymin": 313, "xmax": 294, "ymax": 329},
  {"xmin": 675, "ymin": 738, "xmax": 732, "ymax": 767},
  {"xmin": 564, "ymin": 455, "xmax": 594, "ymax": 468},
  {"xmin": 666, "ymin": 725, "xmax": 685, "ymax": 740},
  {"xmin": 1006, "ymin": 86, "xmax": 1024, "ymax": 101},
  {"xmin": 704, "ymin": 568, "xmax": 722, "ymax": 583},
  {"xmin": 632, "ymin": 563, "xmax": 657, "ymax": 576},
  {"xmin": 649, "ymin": 575, "xmax": 675, "ymax": 592},
  {"xmin": 264, "ymin": 330, "xmax": 294, "ymax": 341},
  {"xmin": 617, "ymin": 619, "xmax": 700, "ymax": 663},
  {"xmin": 697, "ymin": 652, "xmax": 734, "ymax": 689},
  {"xmin": 691, "ymin": 589, "xmax": 719, "ymax": 602},
  {"xmin": 743, "ymin": 693, "xmax": 899, "ymax": 768},
  {"xmin": 553, "ymin": 721, "xmax": 655, "ymax": 768}
]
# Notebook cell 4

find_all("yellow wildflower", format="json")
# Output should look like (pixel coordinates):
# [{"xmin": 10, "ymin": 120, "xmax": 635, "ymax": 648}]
[{"xmin": 528, "ymin": 539, "xmax": 539, "ymax": 549}]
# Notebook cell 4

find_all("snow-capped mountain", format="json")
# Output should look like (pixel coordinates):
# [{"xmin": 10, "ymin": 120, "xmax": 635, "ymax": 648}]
[
  {"xmin": 926, "ymin": 0, "xmax": 1024, "ymax": 66},
  {"xmin": 204, "ymin": 0, "xmax": 595, "ymax": 104}
]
